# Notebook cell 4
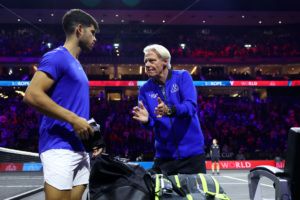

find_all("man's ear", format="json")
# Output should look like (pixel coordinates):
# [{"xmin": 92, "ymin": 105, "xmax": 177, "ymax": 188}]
[
  {"xmin": 75, "ymin": 24, "xmax": 83, "ymax": 37},
  {"xmin": 162, "ymin": 59, "xmax": 168, "ymax": 69}
]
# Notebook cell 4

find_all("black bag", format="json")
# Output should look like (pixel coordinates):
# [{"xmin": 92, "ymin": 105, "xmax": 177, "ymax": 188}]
[
  {"xmin": 89, "ymin": 154, "xmax": 154, "ymax": 200},
  {"xmin": 153, "ymin": 173, "xmax": 231, "ymax": 200}
]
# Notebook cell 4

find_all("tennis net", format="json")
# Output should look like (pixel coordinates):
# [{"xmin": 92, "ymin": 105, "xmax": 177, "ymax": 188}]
[{"xmin": 0, "ymin": 147, "xmax": 40, "ymax": 163}]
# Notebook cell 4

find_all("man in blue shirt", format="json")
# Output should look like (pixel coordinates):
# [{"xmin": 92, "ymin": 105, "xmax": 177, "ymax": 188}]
[
  {"xmin": 132, "ymin": 44, "xmax": 206, "ymax": 175},
  {"xmin": 24, "ymin": 9, "xmax": 98, "ymax": 200}
]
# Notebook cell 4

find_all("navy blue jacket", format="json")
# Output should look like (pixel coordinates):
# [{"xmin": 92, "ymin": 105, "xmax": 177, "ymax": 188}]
[{"xmin": 139, "ymin": 70, "xmax": 205, "ymax": 159}]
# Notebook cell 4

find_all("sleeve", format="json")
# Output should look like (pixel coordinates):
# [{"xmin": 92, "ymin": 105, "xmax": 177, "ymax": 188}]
[
  {"xmin": 138, "ymin": 88, "xmax": 155, "ymax": 130},
  {"xmin": 173, "ymin": 70, "xmax": 197, "ymax": 117},
  {"xmin": 38, "ymin": 52, "xmax": 64, "ymax": 81}
]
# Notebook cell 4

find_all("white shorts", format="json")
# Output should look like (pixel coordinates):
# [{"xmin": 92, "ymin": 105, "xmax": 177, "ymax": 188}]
[{"xmin": 40, "ymin": 149, "xmax": 90, "ymax": 190}]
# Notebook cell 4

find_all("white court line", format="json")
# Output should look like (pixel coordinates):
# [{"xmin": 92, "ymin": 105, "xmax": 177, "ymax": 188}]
[
  {"xmin": 222, "ymin": 175, "xmax": 273, "ymax": 188},
  {"xmin": 0, "ymin": 185, "xmax": 42, "ymax": 188},
  {"xmin": 0, "ymin": 177, "xmax": 43, "ymax": 180},
  {"xmin": 218, "ymin": 182, "xmax": 248, "ymax": 185},
  {"xmin": 3, "ymin": 186, "xmax": 43, "ymax": 200}
]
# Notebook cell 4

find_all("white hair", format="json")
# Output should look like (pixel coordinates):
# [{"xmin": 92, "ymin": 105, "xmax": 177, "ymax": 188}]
[{"xmin": 143, "ymin": 44, "xmax": 171, "ymax": 69}]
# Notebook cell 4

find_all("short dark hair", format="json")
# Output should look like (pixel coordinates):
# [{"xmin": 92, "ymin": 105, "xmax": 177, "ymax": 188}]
[{"xmin": 62, "ymin": 9, "xmax": 99, "ymax": 35}]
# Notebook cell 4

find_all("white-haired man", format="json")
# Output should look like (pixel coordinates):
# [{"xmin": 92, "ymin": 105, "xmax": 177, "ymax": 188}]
[{"xmin": 132, "ymin": 44, "xmax": 206, "ymax": 175}]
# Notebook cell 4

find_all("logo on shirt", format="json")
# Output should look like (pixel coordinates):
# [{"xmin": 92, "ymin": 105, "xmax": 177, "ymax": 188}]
[
  {"xmin": 149, "ymin": 93, "xmax": 158, "ymax": 99},
  {"xmin": 171, "ymin": 84, "xmax": 179, "ymax": 93}
]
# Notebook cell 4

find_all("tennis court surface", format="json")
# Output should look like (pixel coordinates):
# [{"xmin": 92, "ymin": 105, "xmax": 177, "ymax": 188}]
[{"xmin": 0, "ymin": 170, "xmax": 276, "ymax": 200}]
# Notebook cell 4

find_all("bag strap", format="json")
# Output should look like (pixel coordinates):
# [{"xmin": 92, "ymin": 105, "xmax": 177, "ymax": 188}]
[
  {"xmin": 155, "ymin": 174, "xmax": 161, "ymax": 200},
  {"xmin": 198, "ymin": 173, "xmax": 209, "ymax": 193},
  {"xmin": 198, "ymin": 174, "xmax": 231, "ymax": 200},
  {"xmin": 215, "ymin": 193, "xmax": 231, "ymax": 200},
  {"xmin": 211, "ymin": 176, "xmax": 220, "ymax": 194},
  {"xmin": 198, "ymin": 173, "xmax": 218, "ymax": 197},
  {"xmin": 162, "ymin": 173, "xmax": 186, "ymax": 197},
  {"xmin": 173, "ymin": 175, "xmax": 193, "ymax": 200},
  {"xmin": 143, "ymin": 173, "xmax": 155, "ymax": 200}
]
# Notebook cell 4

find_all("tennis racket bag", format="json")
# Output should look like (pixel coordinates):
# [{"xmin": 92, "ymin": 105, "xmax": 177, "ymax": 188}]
[
  {"xmin": 153, "ymin": 173, "xmax": 231, "ymax": 200},
  {"xmin": 89, "ymin": 154, "xmax": 154, "ymax": 200}
]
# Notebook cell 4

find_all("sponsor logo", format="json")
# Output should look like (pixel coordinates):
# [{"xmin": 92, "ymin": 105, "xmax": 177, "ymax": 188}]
[
  {"xmin": 128, "ymin": 81, "xmax": 134, "ymax": 86},
  {"xmin": 23, "ymin": 163, "xmax": 43, "ymax": 171},
  {"xmin": 220, "ymin": 161, "xmax": 252, "ymax": 169},
  {"xmin": 205, "ymin": 81, "xmax": 223, "ymax": 86},
  {"xmin": 171, "ymin": 84, "xmax": 179, "ymax": 93},
  {"xmin": 149, "ymin": 93, "xmax": 158, "ymax": 99},
  {"xmin": 5, "ymin": 163, "xmax": 17, "ymax": 171}
]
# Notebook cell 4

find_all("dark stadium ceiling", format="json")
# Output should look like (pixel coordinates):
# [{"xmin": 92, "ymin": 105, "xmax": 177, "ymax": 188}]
[
  {"xmin": 1, "ymin": 0, "xmax": 300, "ymax": 11},
  {"xmin": 0, "ymin": 0, "xmax": 300, "ymax": 25}
]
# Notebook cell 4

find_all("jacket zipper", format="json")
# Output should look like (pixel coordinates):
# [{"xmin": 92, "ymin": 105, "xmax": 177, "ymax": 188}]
[{"xmin": 161, "ymin": 84, "xmax": 181, "ymax": 159}]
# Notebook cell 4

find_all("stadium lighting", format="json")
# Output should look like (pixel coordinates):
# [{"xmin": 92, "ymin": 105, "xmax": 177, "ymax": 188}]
[
  {"xmin": 232, "ymin": 93, "xmax": 239, "ymax": 97},
  {"xmin": 0, "ymin": 93, "xmax": 8, "ymax": 99},
  {"xmin": 33, "ymin": 65, "xmax": 37, "ymax": 71},
  {"xmin": 191, "ymin": 66, "xmax": 197, "ymax": 74},
  {"xmin": 8, "ymin": 69, "xmax": 13, "ymax": 75},
  {"xmin": 244, "ymin": 44, "xmax": 252, "ymax": 49},
  {"xmin": 114, "ymin": 43, "xmax": 119, "ymax": 48},
  {"xmin": 180, "ymin": 43, "xmax": 186, "ymax": 49},
  {"xmin": 139, "ymin": 66, "xmax": 143, "ymax": 74},
  {"xmin": 15, "ymin": 90, "xmax": 25, "ymax": 96},
  {"xmin": 47, "ymin": 43, "xmax": 52, "ymax": 49}
]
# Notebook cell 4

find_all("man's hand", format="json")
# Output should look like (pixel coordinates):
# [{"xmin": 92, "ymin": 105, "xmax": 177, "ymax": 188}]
[
  {"xmin": 132, "ymin": 101, "xmax": 149, "ymax": 123},
  {"xmin": 71, "ymin": 116, "xmax": 94, "ymax": 140},
  {"xmin": 155, "ymin": 97, "xmax": 169, "ymax": 118}
]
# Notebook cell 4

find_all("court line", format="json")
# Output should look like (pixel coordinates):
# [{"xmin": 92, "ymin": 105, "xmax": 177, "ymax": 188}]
[
  {"xmin": 218, "ymin": 182, "xmax": 248, "ymax": 185},
  {"xmin": 222, "ymin": 175, "xmax": 273, "ymax": 188},
  {"xmin": 0, "ymin": 177, "xmax": 43, "ymax": 180},
  {"xmin": 0, "ymin": 185, "xmax": 42, "ymax": 188},
  {"xmin": 3, "ymin": 186, "xmax": 43, "ymax": 200}
]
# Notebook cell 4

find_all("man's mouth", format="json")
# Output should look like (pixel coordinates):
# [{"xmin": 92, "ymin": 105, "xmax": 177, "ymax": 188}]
[{"xmin": 147, "ymin": 68, "xmax": 155, "ymax": 72}]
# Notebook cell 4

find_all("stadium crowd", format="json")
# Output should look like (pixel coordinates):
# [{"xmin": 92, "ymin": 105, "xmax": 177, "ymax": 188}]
[
  {"xmin": 1, "ymin": 25, "xmax": 300, "ymax": 58},
  {"xmin": 1, "ymin": 24, "xmax": 299, "ymax": 161},
  {"xmin": 1, "ymin": 91, "xmax": 299, "ymax": 161}
]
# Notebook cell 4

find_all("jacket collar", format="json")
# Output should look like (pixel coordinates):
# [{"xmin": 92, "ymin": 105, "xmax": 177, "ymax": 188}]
[{"xmin": 152, "ymin": 69, "xmax": 172, "ymax": 85}]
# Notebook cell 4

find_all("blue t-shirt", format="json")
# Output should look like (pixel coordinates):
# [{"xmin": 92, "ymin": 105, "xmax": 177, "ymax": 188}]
[{"xmin": 37, "ymin": 46, "xmax": 89, "ymax": 153}]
